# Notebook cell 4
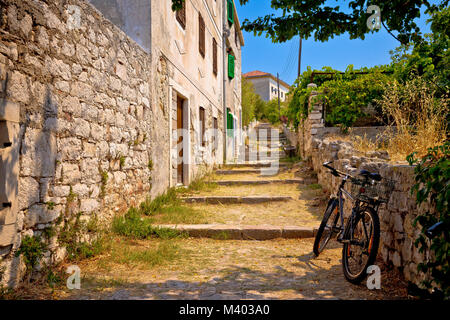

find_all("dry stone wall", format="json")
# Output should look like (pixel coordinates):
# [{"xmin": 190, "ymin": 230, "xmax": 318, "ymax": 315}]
[
  {"xmin": 297, "ymin": 86, "xmax": 433, "ymax": 287},
  {"xmin": 0, "ymin": 0, "xmax": 170, "ymax": 287}
]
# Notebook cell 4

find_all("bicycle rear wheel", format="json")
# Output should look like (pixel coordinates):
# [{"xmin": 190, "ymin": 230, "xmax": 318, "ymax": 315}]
[
  {"xmin": 313, "ymin": 198, "xmax": 339, "ymax": 257},
  {"xmin": 342, "ymin": 206, "xmax": 380, "ymax": 284}
]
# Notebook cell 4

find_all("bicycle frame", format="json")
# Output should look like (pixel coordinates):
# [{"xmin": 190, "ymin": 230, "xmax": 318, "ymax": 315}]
[
  {"xmin": 334, "ymin": 174, "xmax": 358, "ymax": 243},
  {"xmin": 333, "ymin": 172, "xmax": 381, "ymax": 244}
]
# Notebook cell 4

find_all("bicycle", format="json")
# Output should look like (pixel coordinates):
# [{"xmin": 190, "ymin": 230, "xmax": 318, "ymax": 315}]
[{"xmin": 313, "ymin": 161, "xmax": 395, "ymax": 284}]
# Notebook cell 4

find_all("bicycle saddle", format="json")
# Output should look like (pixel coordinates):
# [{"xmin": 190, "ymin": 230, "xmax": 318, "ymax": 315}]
[{"xmin": 359, "ymin": 169, "xmax": 382, "ymax": 181}]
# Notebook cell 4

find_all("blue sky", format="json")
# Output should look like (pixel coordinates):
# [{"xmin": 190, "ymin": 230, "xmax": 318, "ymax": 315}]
[{"xmin": 235, "ymin": 1, "xmax": 436, "ymax": 85}]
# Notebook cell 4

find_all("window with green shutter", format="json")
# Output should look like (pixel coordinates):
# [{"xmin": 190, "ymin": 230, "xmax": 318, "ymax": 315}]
[
  {"xmin": 227, "ymin": 109, "xmax": 234, "ymax": 137},
  {"xmin": 227, "ymin": 0, "xmax": 234, "ymax": 25},
  {"xmin": 228, "ymin": 54, "xmax": 235, "ymax": 79}
]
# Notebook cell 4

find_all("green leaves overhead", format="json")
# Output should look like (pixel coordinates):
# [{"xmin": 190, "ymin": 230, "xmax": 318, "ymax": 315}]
[{"xmin": 237, "ymin": 0, "xmax": 449, "ymax": 44}]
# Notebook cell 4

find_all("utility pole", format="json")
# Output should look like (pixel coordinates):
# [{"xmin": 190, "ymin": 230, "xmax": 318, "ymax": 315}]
[
  {"xmin": 298, "ymin": 37, "xmax": 302, "ymax": 78},
  {"xmin": 277, "ymin": 72, "xmax": 280, "ymax": 118}
]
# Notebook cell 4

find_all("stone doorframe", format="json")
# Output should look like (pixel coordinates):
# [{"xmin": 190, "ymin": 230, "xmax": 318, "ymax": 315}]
[{"xmin": 169, "ymin": 79, "xmax": 191, "ymax": 187}]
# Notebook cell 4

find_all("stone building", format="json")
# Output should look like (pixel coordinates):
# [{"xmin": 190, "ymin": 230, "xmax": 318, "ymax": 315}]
[
  {"xmin": 243, "ymin": 70, "xmax": 290, "ymax": 102},
  {"xmin": 0, "ymin": 0, "xmax": 243, "ymax": 287}
]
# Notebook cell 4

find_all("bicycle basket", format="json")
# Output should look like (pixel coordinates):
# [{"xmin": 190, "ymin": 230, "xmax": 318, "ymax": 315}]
[{"xmin": 350, "ymin": 177, "xmax": 395, "ymax": 203}]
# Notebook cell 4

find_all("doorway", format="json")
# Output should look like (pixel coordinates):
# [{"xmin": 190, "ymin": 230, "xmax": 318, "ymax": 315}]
[{"xmin": 176, "ymin": 96, "xmax": 184, "ymax": 185}]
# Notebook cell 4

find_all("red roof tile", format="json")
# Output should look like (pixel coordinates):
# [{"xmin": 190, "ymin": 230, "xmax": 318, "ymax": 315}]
[{"xmin": 243, "ymin": 70, "xmax": 271, "ymax": 78}]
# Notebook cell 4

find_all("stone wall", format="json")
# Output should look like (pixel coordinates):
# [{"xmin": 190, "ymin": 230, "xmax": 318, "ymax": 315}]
[
  {"xmin": 297, "ymin": 85, "xmax": 433, "ymax": 287},
  {"xmin": 0, "ymin": 0, "xmax": 170, "ymax": 287}
]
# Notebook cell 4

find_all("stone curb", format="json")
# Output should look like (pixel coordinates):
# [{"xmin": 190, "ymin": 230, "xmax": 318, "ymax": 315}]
[
  {"xmin": 224, "ymin": 163, "xmax": 289, "ymax": 168},
  {"xmin": 153, "ymin": 224, "xmax": 319, "ymax": 240},
  {"xmin": 181, "ymin": 196, "xmax": 293, "ymax": 204},
  {"xmin": 216, "ymin": 179, "xmax": 306, "ymax": 186},
  {"xmin": 215, "ymin": 168, "xmax": 287, "ymax": 175}
]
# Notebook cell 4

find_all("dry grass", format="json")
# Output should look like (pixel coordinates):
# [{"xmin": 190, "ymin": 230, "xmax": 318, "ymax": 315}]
[
  {"xmin": 377, "ymin": 77, "xmax": 448, "ymax": 161},
  {"xmin": 21, "ymin": 238, "xmax": 409, "ymax": 300},
  {"xmin": 326, "ymin": 78, "xmax": 448, "ymax": 162}
]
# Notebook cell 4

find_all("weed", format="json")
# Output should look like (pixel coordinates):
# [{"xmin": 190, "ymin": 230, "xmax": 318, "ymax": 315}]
[
  {"xmin": 58, "ymin": 213, "xmax": 109, "ymax": 262},
  {"xmin": 112, "ymin": 208, "xmax": 185, "ymax": 239},
  {"xmin": 67, "ymin": 186, "xmax": 77, "ymax": 204},
  {"xmin": 140, "ymin": 188, "xmax": 178, "ymax": 215},
  {"xmin": 148, "ymin": 159, "xmax": 154, "ymax": 171},
  {"xmin": 119, "ymin": 156, "xmax": 126, "ymax": 168},
  {"xmin": 307, "ymin": 183, "xmax": 322, "ymax": 190},
  {"xmin": 176, "ymin": 174, "xmax": 218, "ymax": 194},
  {"xmin": 46, "ymin": 201, "xmax": 55, "ymax": 210},
  {"xmin": 42, "ymin": 226, "xmax": 56, "ymax": 240},
  {"xmin": 100, "ymin": 171, "xmax": 109, "ymax": 198},
  {"xmin": 213, "ymin": 231, "xmax": 230, "ymax": 240},
  {"xmin": 46, "ymin": 269, "xmax": 63, "ymax": 288},
  {"xmin": 15, "ymin": 235, "xmax": 46, "ymax": 272}
]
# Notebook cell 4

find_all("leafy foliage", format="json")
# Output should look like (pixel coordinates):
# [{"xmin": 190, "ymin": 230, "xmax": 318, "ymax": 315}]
[
  {"xmin": 58, "ymin": 213, "xmax": 108, "ymax": 261},
  {"xmin": 241, "ymin": 78, "xmax": 259, "ymax": 126},
  {"xmin": 321, "ymin": 68, "xmax": 391, "ymax": 131},
  {"xmin": 286, "ymin": 65, "xmax": 391, "ymax": 130},
  {"xmin": 16, "ymin": 235, "xmax": 46, "ymax": 271},
  {"xmin": 407, "ymin": 142, "xmax": 450, "ymax": 299},
  {"xmin": 390, "ymin": 6, "xmax": 450, "ymax": 91},
  {"xmin": 238, "ymin": 0, "xmax": 449, "ymax": 45}
]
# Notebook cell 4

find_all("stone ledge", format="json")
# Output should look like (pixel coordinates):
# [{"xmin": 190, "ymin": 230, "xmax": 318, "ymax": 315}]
[
  {"xmin": 181, "ymin": 196, "xmax": 293, "ymax": 204},
  {"xmin": 154, "ymin": 224, "xmax": 318, "ymax": 240},
  {"xmin": 216, "ymin": 179, "xmax": 306, "ymax": 186}
]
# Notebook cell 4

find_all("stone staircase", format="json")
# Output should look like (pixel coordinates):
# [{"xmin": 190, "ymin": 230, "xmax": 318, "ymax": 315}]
[{"xmin": 155, "ymin": 123, "xmax": 321, "ymax": 240}]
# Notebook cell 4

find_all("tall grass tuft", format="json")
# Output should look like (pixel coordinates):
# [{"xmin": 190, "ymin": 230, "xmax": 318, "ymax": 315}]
[{"xmin": 376, "ymin": 77, "xmax": 448, "ymax": 161}]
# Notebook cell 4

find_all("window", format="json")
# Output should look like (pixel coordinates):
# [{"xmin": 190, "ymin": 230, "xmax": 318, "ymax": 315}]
[
  {"xmin": 212, "ymin": 38, "xmax": 217, "ymax": 76},
  {"xmin": 228, "ymin": 53, "xmax": 235, "ymax": 79},
  {"xmin": 199, "ymin": 107, "xmax": 206, "ymax": 147},
  {"xmin": 199, "ymin": 13, "xmax": 205, "ymax": 57},
  {"xmin": 227, "ymin": 0, "xmax": 234, "ymax": 25},
  {"xmin": 176, "ymin": 1, "xmax": 186, "ymax": 29}
]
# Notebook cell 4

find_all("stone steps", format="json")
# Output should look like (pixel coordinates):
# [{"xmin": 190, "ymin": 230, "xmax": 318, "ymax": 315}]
[
  {"xmin": 181, "ymin": 195, "xmax": 293, "ymax": 204},
  {"xmin": 215, "ymin": 168, "xmax": 288, "ymax": 175},
  {"xmin": 154, "ymin": 224, "xmax": 318, "ymax": 240},
  {"xmin": 215, "ymin": 178, "xmax": 312, "ymax": 186},
  {"xmin": 224, "ymin": 162, "xmax": 289, "ymax": 168}
]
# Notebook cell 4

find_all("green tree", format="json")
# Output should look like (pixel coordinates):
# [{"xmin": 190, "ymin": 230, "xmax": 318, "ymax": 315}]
[
  {"xmin": 391, "ymin": 6, "xmax": 450, "ymax": 90},
  {"xmin": 238, "ymin": 0, "xmax": 449, "ymax": 45},
  {"xmin": 241, "ymin": 78, "xmax": 258, "ymax": 126}
]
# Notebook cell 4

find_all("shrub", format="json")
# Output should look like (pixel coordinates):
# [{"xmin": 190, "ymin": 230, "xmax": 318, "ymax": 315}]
[
  {"xmin": 407, "ymin": 142, "xmax": 450, "ymax": 299},
  {"xmin": 15, "ymin": 235, "xmax": 46, "ymax": 271}
]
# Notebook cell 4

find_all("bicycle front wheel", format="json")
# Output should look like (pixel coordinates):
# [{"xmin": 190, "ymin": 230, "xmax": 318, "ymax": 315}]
[
  {"xmin": 313, "ymin": 198, "xmax": 339, "ymax": 257},
  {"xmin": 342, "ymin": 206, "xmax": 380, "ymax": 284}
]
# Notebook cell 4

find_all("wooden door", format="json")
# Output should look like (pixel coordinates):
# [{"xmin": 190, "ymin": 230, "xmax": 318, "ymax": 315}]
[
  {"xmin": 213, "ymin": 117, "xmax": 218, "ymax": 155},
  {"xmin": 177, "ymin": 96, "xmax": 184, "ymax": 184}
]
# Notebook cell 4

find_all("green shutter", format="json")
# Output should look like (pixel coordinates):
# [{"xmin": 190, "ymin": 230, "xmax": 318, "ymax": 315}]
[
  {"xmin": 227, "ymin": 0, "xmax": 234, "ymax": 25},
  {"xmin": 227, "ymin": 109, "xmax": 234, "ymax": 136},
  {"xmin": 228, "ymin": 54, "xmax": 235, "ymax": 79}
]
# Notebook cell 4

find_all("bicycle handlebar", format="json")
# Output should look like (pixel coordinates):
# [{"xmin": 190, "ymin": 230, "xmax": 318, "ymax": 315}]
[{"xmin": 322, "ymin": 161, "xmax": 354, "ymax": 179}]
